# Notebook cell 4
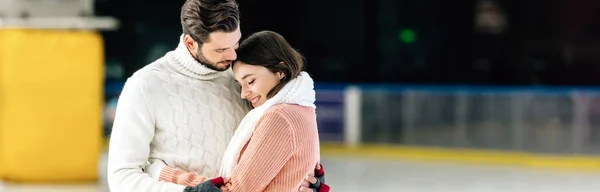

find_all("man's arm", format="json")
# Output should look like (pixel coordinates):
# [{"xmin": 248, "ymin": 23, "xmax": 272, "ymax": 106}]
[
  {"xmin": 106, "ymin": 76, "xmax": 187, "ymax": 192},
  {"xmin": 158, "ymin": 111, "xmax": 294, "ymax": 192}
]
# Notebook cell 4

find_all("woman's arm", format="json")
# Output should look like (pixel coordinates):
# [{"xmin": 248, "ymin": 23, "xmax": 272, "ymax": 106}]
[
  {"xmin": 153, "ymin": 163, "xmax": 208, "ymax": 187},
  {"xmin": 228, "ymin": 110, "xmax": 296, "ymax": 192}
]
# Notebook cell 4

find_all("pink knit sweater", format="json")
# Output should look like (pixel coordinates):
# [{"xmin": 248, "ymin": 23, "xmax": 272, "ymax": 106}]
[{"xmin": 158, "ymin": 104, "xmax": 320, "ymax": 192}]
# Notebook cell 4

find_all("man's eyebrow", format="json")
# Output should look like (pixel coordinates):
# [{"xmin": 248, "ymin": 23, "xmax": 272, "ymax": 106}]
[{"xmin": 215, "ymin": 42, "xmax": 239, "ymax": 51}]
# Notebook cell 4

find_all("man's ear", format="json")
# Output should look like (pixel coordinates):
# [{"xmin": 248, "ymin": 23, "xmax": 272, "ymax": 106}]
[{"xmin": 183, "ymin": 34, "xmax": 196, "ymax": 50}]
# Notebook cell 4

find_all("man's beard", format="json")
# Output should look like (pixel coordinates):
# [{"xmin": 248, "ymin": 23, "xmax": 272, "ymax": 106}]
[{"xmin": 195, "ymin": 49, "xmax": 229, "ymax": 72}]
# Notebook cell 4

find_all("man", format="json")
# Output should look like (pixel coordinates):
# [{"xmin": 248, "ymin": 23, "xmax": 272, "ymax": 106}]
[{"xmin": 106, "ymin": 0, "xmax": 327, "ymax": 191}]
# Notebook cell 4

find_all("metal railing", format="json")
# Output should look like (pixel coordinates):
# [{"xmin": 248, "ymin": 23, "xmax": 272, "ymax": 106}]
[{"xmin": 315, "ymin": 84, "xmax": 600, "ymax": 155}]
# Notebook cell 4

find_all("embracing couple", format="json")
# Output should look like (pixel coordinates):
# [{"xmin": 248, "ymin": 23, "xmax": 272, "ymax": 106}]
[{"xmin": 106, "ymin": 0, "xmax": 330, "ymax": 192}]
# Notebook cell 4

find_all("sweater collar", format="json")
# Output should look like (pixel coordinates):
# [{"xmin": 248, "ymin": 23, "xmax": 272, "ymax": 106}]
[{"xmin": 167, "ymin": 34, "xmax": 230, "ymax": 80}]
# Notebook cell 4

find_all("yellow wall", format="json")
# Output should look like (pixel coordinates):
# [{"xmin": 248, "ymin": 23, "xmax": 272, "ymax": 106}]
[{"xmin": 0, "ymin": 29, "xmax": 104, "ymax": 182}]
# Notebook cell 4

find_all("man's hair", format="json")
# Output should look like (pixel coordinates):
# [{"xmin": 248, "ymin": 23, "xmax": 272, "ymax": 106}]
[
  {"xmin": 180, "ymin": 0, "xmax": 240, "ymax": 45},
  {"xmin": 233, "ymin": 30, "xmax": 305, "ymax": 99}
]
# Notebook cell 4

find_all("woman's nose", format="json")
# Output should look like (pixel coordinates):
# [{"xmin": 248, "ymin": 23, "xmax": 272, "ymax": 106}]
[{"xmin": 240, "ymin": 87, "xmax": 250, "ymax": 99}]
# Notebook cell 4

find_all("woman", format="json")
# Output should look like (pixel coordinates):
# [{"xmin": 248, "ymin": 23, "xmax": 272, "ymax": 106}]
[{"xmin": 159, "ymin": 30, "xmax": 330, "ymax": 192}]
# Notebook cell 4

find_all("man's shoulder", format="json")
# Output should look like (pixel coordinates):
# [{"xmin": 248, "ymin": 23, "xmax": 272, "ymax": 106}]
[
  {"xmin": 127, "ymin": 57, "xmax": 170, "ymax": 85},
  {"xmin": 119, "ymin": 68, "xmax": 165, "ymax": 98}
]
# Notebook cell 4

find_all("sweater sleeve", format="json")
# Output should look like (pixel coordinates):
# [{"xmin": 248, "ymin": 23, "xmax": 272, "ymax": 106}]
[
  {"xmin": 159, "ymin": 165, "xmax": 208, "ymax": 187},
  {"xmin": 227, "ymin": 110, "xmax": 296, "ymax": 192},
  {"xmin": 106, "ymin": 76, "xmax": 187, "ymax": 192}
]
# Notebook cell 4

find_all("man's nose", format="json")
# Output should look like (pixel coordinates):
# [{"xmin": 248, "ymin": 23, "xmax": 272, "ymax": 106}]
[{"xmin": 225, "ymin": 48, "xmax": 237, "ymax": 61}]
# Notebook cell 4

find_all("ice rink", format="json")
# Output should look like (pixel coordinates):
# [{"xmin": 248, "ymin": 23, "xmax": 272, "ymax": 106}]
[{"xmin": 2, "ymin": 151, "xmax": 600, "ymax": 192}]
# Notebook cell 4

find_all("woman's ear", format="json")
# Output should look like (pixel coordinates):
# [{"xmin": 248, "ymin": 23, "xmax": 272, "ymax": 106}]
[
  {"xmin": 277, "ymin": 71, "xmax": 285, "ymax": 80},
  {"xmin": 277, "ymin": 62, "xmax": 286, "ymax": 80}
]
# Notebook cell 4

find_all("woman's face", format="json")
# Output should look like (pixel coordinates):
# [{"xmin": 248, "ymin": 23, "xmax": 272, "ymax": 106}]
[{"xmin": 233, "ymin": 61, "xmax": 283, "ymax": 108}]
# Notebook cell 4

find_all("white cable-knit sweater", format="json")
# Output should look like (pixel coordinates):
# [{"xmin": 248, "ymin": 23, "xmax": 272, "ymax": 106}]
[{"xmin": 107, "ymin": 35, "xmax": 251, "ymax": 192}]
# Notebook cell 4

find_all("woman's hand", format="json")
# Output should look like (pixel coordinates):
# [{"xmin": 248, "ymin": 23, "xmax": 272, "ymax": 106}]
[
  {"xmin": 220, "ymin": 177, "xmax": 231, "ymax": 192},
  {"xmin": 299, "ymin": 163, "xmax": 329, "ymax": 192}
]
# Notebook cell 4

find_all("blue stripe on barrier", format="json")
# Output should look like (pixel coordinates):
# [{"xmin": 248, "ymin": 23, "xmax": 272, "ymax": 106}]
[
  {"xmin": 105, "ymin": 80, "xmax": 600, "ymax": 96},
  {"xmin": 314, "ymin": 83, "xmax": 600, "ymax": 95}
]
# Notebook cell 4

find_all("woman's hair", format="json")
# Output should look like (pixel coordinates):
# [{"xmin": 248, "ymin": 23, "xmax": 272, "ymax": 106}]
[{"xmin": 234, "ymin": 30, "xmax": 305, "ymax": 98}]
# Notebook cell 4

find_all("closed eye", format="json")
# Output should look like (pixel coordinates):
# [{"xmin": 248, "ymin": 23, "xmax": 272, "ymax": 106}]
[{"xmin": 248, "ymin": 79, "xmax": 255, "ymax": 85}]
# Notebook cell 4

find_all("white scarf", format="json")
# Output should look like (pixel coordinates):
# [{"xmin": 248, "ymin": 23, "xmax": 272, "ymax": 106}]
[{"xmin": 219, "ymin": 71, "xmax": 316, "ymax": 177}]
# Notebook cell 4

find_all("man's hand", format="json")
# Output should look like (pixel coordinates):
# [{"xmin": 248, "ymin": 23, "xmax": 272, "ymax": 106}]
[{"xmin": 183, "ymin": 177, "xmax": 226, "ymax": 192}]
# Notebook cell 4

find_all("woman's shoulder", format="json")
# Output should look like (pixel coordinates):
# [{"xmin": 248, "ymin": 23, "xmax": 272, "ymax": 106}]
[
  {"xmin": 260, "ymin": 104, "xmax": 316, "ymax": 126},
  {"xmin": 265, "ymin": 104, "xmax": 315, "ymax": 117}
]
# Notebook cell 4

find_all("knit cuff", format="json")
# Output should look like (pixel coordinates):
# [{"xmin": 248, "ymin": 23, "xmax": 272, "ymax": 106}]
[
  {"xmin": 315, "ymin": 164, "xmax": 325, "ymax": 177},
  {"xmin": 211, "ymin": 176, "xmax": 225, "ymax": 187},
  {"xmin": 159, "ymin": 165, "xmax": 179, "ymax": 183},
  {"xmin": 318, "ymin": 183, "xmax": 331, "ymax": 192}
]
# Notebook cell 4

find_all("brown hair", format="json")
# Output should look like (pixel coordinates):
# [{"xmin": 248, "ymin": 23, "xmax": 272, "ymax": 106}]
[
  {"xmin": 233, "ymin": 30, "xmax": 305, "ymax": 98},
  {"xmin": 180, "ymin": 0, "xmax": 240, "ymax": 45}
]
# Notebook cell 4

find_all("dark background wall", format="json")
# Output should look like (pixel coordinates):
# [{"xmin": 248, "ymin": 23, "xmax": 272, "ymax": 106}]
[{"xmin": 95, "ymin": 0, "xmax": 600, "ymax": 86}]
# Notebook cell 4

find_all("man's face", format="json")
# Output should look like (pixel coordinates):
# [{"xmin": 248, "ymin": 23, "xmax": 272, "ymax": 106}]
[{"xmin": 185, "ymin": 27, "xmax": 241, "ymax": 71}]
